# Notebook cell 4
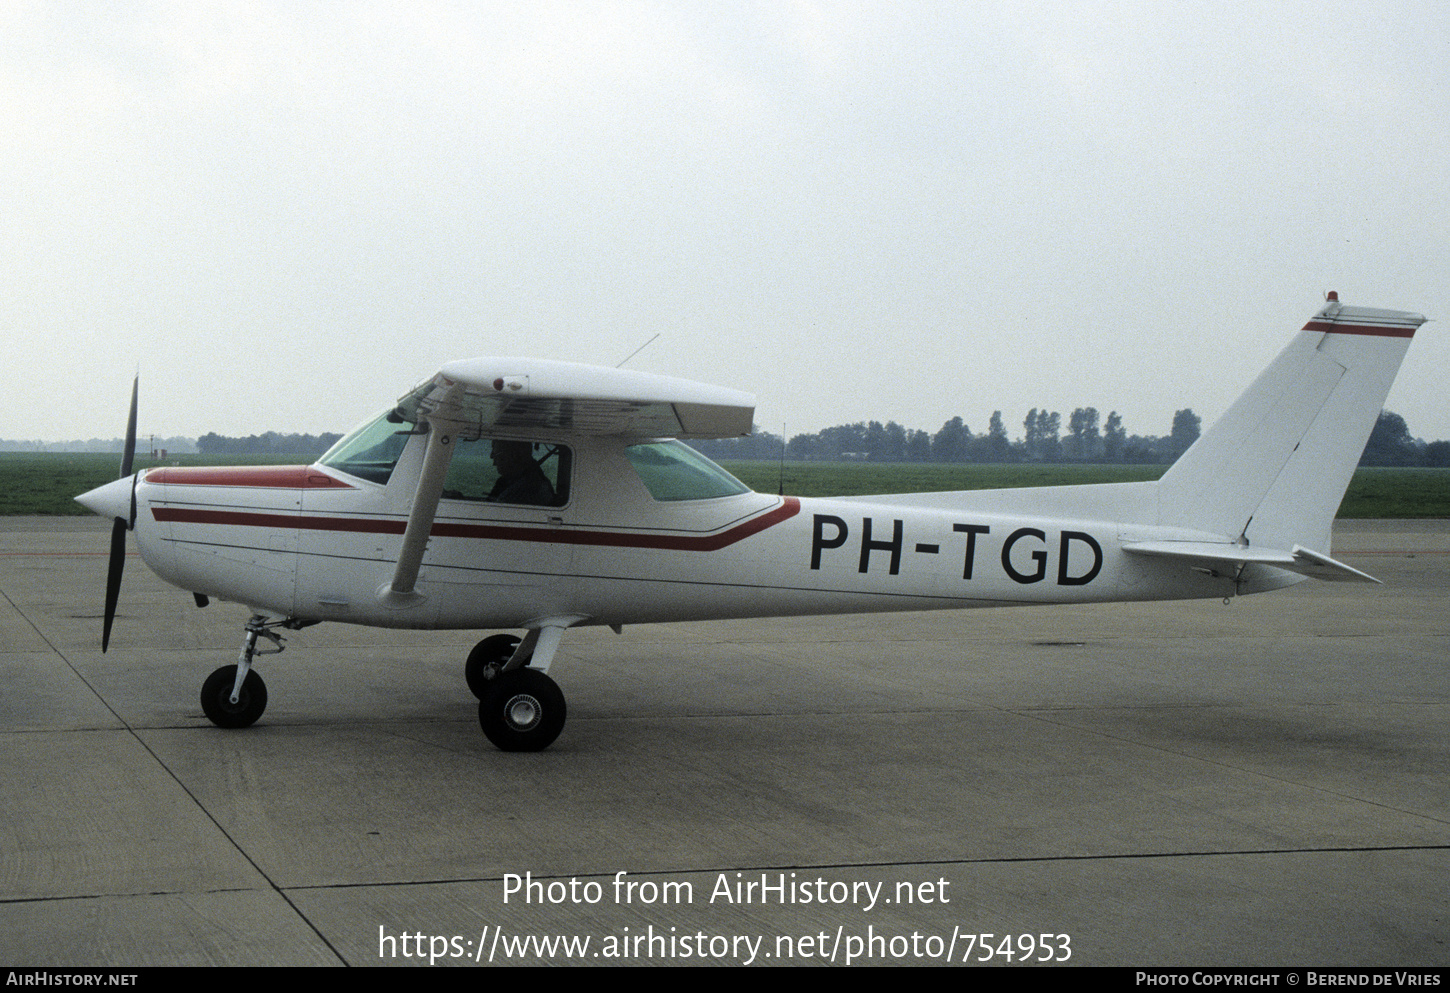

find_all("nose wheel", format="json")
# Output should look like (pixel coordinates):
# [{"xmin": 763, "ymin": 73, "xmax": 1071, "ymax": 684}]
[
  {"xmin": 200, "ymin": 614, "xmax": 302, "ymax": 729},
  {"xmin": 200, "ymin": 665, "xmax": 268, "ymax": 728},
  {"xmin": 478, "ymin": 667, "xmax": 566, "ymax": 752}
]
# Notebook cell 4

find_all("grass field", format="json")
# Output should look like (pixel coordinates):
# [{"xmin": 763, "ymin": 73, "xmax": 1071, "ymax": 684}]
[
  {"xmin": 725, "ymin": 461, "xmax": 1450, "ymax": 516},
  {"xmin": 0, "ymin": 452, "xmax": 310, "ymax": 516},
  {"xmin": 6, "ymin": 451, "xmax": 1448, "ymax": 517},
  {"xmin": 720, "ymin": 460, "xmax": 1169, "ymax": 498}
]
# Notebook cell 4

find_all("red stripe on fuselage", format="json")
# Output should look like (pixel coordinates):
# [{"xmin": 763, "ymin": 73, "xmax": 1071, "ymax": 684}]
[
  {"xmin": 1302, "ymin": 321, "xmax": 1417, "ymax": 338},
  {"xmin": 145, "ymin": 466, "xmax": 356, "ymax": 488},
  {"xmin": 151, "ymin": 497, "xmax": 801, "ymax": 551}
]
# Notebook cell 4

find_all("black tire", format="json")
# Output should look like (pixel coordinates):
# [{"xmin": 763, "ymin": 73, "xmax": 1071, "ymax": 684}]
[
  {"xmin": 465, "ymin": 634, "xmax": 522, "ymax": 700},
  {"xmin": 200, "ymin": 665, "xmax": 267, "ymax": 729},
  {"xmin": 479, "ymin": 668, "xmax": 566, "ymax": 752}
]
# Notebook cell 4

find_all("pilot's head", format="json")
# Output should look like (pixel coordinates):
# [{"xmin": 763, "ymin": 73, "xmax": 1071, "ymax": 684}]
[{"xmin": 490, "ymin": 440, "xmax": 534, "ymax": 478}]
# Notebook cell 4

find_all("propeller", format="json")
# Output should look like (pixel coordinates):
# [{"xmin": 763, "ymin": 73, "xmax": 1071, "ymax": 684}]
[{"xmin": 101, "ymin": 376, "xmax": 138, "ymax": 652}]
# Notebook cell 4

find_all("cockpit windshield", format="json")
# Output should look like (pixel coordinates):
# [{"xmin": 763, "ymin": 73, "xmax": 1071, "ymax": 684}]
[{"xmin": 318, "ymin": 408, "xmax": 415, "ymax": 485}]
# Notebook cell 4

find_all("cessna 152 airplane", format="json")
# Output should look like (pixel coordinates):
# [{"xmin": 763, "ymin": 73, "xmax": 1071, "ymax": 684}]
[{"xmin": 77, "ymin": 294, "xmax": 1424, "ymax": 751}]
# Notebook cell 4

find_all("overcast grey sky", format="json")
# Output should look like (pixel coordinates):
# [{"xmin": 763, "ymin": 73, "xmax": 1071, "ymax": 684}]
[{"xmin": 5, "ymin": 1, "xmax": 1447, "ymax": 446}]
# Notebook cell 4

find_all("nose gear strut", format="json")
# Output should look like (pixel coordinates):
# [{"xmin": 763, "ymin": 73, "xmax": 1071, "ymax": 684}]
[{"xmin": 199, "ymin": 614, "xmax": 311, "ymax": 729}]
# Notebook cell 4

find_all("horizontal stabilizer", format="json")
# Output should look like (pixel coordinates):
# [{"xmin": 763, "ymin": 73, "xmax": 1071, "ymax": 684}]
[
  {"xmin": 1286, "ymin": 544, "xmax": 1381, "ymax": 583},
  {"xmin": 1122, "ymin": 540, "xmax": 1380, "ymax": 583}
]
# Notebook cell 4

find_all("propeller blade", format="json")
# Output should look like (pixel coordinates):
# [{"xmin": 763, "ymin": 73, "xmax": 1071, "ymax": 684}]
[
  {"xmin": 120, "ymin": 375, "xmax": 138, "ymax": 479},
  {"xmin": 102, "ymin": 516, "xmax": 126, "ymax": 653},
  {"xmin": 103, "ymin": 374, "xmax": 138, "ymax": 653}
]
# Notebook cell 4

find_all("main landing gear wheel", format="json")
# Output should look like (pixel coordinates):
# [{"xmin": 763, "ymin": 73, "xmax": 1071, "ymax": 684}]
[
  {"xmin": 465, "ymin": 634, "xmax": 522, "ymax": 700},
  {"xmin": 479, "ymin": 668, "xmax": 566, "ymax": 752},
  {"xmin": 200, "ymin": 664, "xmax": 268, "ymax": 729}
]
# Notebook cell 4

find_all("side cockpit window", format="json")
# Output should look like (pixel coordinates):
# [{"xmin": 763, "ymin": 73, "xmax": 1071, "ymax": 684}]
[
  {"xmin": 322, "ymin": 413, "xmax": 570, "ymax": 508},
  {"xmin": 319, "ymin": 408, "xmax": 415, "ymax": 485},
  {"xmin": 442, "ymin": 439, "xmax": 571, "ymax": 507}
]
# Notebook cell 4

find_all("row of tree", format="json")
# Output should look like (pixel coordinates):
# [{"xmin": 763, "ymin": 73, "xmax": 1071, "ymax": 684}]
[
  {"xmin": 693, "ymin": 407, "xmax": 1205, "ymax": 465},
  {"xmin": 1360, "ymin": 411, "xmax": 1450, "ymax": 467},
  {"xmin": 692, "ymin": 409, "xmax": 1450, "ymax": 468},
  {"xmin": 0, "ymin": 432, "xmax": 340, "ymax": 455},
  {"xmin": 0, "ymin": 435, "xmax": 199, "ymax": 454},
  {"xmin": 7, "ymin": 410, "xmax": 1445, "ymax": 468},
  {"xmin": 195, "ymin": 431, "xmax": 342, "ymax": 455}
]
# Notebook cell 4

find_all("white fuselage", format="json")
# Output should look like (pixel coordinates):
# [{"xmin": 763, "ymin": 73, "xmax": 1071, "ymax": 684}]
[{"xmin": 129, "ymin": 431, "xmax": 1277, "ymax": 633}]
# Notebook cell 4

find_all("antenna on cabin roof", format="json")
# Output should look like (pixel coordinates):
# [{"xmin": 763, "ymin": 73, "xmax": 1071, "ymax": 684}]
[
  {"xmin": 779, "ymin": 422, "xmax": 786, "ymax": 496},
  {"xmin": 616, "ymin": 333, "xmax": 661, "ymax": 369}
]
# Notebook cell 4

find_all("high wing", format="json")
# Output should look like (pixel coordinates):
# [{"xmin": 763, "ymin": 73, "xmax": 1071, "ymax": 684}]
[
  {"xmin": 395, "ymin": 357, "xmax": 756, "ymax": 440},
  {"xmin": 383, "ymin": 359, "xmax": 755, "ymax": 621}
]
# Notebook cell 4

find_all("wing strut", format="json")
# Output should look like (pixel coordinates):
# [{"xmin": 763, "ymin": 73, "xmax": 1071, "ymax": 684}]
[{"xmin": 379, "ymin": 421, "xmax": 460, "ymax": 608}]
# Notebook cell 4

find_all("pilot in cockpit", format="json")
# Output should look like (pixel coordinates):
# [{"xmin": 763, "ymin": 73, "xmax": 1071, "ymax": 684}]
[{"xmin": 487, "ymin": 440, "xmax": 556, "ymax": 506}]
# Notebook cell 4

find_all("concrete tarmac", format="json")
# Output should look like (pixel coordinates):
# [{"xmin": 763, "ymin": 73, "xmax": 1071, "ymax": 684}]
[{"xmin": 1, "ymin": 516, "xmax": 1446, "ymax": 967}]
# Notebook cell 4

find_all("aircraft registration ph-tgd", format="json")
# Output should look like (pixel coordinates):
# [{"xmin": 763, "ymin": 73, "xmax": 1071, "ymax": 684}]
[{"xmin": 77, "ymin": 294, "xmax": 1425, "ymax": 751}]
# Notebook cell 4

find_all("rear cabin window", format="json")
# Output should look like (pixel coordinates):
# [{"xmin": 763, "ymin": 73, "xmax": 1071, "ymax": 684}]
[{"xmin": 625, "ymin": 441, "xmax": 750, "ymax": 501}]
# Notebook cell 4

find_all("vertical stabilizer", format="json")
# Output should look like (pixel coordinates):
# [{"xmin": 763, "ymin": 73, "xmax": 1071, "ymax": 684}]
[{"xmin": 1156, "ymin": 297, "xmax": 1424, "ymax": 553}]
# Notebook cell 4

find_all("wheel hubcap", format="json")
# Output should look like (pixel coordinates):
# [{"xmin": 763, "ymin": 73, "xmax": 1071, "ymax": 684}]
[{"xmin": 503, "ymin": 693, "xmax": 541, "ymax": 731}]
